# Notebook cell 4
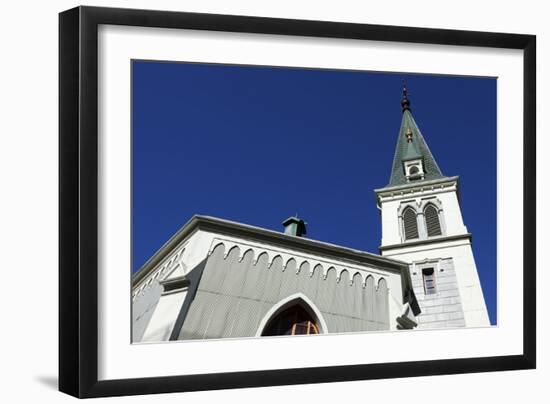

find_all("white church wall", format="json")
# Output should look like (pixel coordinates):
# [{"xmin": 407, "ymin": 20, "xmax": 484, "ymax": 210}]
[
  {"xmin": 410, "ymin": 258, "xmax": 466, "ymax": 329},
  {"xmin": 387, "ymin": 275, "xmax": 407, "ymax": 329},
  {"xmin": 445, "ymin": 244, "xmax": 491, "ymax": 327},
  {"xmin": 140, "ymin": 288, "xmax": 189, "ymax": 342},
  {"xmin": 132, "ymin": 281, "xmax": 163, "ymax": 341},
  {"xmin": 383, "ymin": 242, "xmax": 490, "ymax": 328},
  {"xmin": 380, "ymin": 199, "xmax": 402, "ymax": 246},
  {"xmin": 377, "ymin": 177, "xmax": 490, "ymax": 329},
  {"xmin": 133, "ymin": 229, "xmax": 211, "ymax": 342},
  {"xmin": 436, "ymin": 190, "xmax": 468, "ymax": 236}
]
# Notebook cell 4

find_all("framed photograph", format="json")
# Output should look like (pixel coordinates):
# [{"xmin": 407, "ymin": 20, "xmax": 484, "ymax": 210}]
[{"xmin": 59, "ymin": 6, "xmax": 536, "ymax": 398}]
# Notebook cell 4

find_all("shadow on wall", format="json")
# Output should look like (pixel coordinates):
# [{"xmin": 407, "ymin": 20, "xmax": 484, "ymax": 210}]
[{"xmin": 35, "ymin": 375, "xmax": 58, "ymax": 390}]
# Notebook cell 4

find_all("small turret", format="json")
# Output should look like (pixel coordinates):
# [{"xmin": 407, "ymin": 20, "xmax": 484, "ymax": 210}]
[{"xmin": 282, "ymin": 215, "xmax": 307, "ymax": 237}]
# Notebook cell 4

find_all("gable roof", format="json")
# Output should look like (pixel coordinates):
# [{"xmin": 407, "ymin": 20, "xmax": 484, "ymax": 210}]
[{"xmin": 132, "ymin": 215, "xmax": 410, "ymax": 286}]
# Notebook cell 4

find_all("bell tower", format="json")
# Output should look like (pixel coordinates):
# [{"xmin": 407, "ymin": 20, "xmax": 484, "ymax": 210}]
[{"xmin": 374, "ymin": 85, "xmax": 490, "ymax": 329}]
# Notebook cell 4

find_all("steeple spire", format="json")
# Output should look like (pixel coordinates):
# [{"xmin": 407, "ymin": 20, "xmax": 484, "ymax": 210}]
[
  {"xmin": 401, "ymin": 81, "xmax": 411, "ymax": 112},
  {"xmin": 386, "ymin": 85, "xmax": 445, "ymax": 187}
]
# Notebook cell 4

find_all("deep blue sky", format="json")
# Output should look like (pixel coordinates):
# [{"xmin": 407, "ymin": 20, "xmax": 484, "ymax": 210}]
[{"xmin": 132, "ymin": 61, "xmax": 497, "ymax": 325}]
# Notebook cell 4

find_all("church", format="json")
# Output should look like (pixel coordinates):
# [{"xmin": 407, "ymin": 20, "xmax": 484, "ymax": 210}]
[{"xmin": 131, "ymin": 87, "xmax": 490, "ymax": 342}]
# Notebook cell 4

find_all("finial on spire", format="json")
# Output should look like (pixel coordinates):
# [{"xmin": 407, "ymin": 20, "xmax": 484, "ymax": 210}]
[{"xmin": 401, "ymin": 81, "xmax": 411, "ymax": 112}]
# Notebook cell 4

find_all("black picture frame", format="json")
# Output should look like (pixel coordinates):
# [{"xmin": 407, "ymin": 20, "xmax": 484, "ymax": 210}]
[{"xmin": 59, "ymin": 5, "xmax": 536, "ymax": 398}]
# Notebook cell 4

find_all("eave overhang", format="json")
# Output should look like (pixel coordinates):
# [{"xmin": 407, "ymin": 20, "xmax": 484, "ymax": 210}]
[
  {"xmin": 374, "ymin": 175, "xmax": 461, "ymax": 207},
  {"xmin": 132, "ymin": 215, "xmax": 421, "ymax": 315},
  {"xmin": 375, "ymin": 175, "xmax": 460, "ymax": 195},
  {"xmin": 133, "ymin": 215, "xmax": 409, "ymax": 282}
]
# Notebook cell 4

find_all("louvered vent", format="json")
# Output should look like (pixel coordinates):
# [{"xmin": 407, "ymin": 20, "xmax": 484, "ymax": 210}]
[
  {"xmin": 425, "ymin": 205, "xmax": 442, "ymax": 237},
  {"xmin": 403, "ymin": 207, "xmax": 419, "ymax": 240},
  {"xmin": 422, "ymin": 267, "xmax": 437, "ymax": 295}
]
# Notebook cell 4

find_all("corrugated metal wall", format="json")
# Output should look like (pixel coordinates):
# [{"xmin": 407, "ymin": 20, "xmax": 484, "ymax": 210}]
[{"xmin": 178, "ymin": 243, "xmax": 390, "ymax": 340}]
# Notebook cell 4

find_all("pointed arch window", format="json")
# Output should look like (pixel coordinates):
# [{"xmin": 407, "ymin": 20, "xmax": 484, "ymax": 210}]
[
  {"xmin": 424, "ymin": 204, "xmax": 442, "ymax": 237},
  {"xmin": 403, "ymin": 207, "xmax": 419, "ymax": 240},
  {"xmin": 262, "ymin": 304, "xmax": 320, "ymax": 336}
]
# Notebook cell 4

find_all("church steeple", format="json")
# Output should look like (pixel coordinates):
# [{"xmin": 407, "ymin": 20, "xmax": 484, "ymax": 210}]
[
  {"xmin": 387, "ymin": 84, "xmax": 445, "ymax": 186},
  {"xmin": 375, "ymin": 84, "xmax": 490, "ymax": 329}
]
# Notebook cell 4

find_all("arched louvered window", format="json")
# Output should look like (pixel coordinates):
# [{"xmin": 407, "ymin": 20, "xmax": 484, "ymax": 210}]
[
  {"xmin": 424, "ymin": 204, "xmax": 442, "ymax": 237},
  {"xmin": 403, "ymin": 207, "xmax": 419, "ymax": 240}
]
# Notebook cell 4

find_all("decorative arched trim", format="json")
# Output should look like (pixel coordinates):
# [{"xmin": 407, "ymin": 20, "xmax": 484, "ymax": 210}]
[
  {"xmin": 377, "ymin": 277, "xmax": 388, "ymax": 291},
  {"xmin": 208, "ymin": 241, "xmax": 225, "ymax": 256},
  {"xmin": 397, "ymin": 200, "xmax": 420, "ymax": 216},
  {"xmin": 364, "ymin": 274, "xmax": 375, "ymax": 289},
  {"xmin": 238, "ymin": 248, "xmax": 254, "ymax": 262},
  {"xmin": 268, "ymin": 254, "xmax": 282, "ymax": 268},
  {"xmin": 324, "ymin": 266, "xmax": 336, "ymax": 280},
  {"xmin": 418, "ymin": 196, "xmax": 444, "ymax": 211},
  {"xmin": 253, "ymin": 251, "xmax": 269, "ymax": 266},
  {"xmin": 297, "ymin": 261, "xmax": 310, "ymax": 275},
  {"xmin": 224, "ymin": 245, "xmax": 240, "ymax": 259},
  {"xmin": 312, "ymin": 264, "xmax": 323, "ymax": 278},
  {"xmin": 351, "ymin": 272, "xmax": 363, "ymax": 287},
  {"xmin": 337, "ymin": 269, "xmax": 350, "ymax": 284},
  {"xmin": 284, "ymin": 257, "xmax": 297, "ymax": 271},
  {"xmin": 197, "ymin": 238, "xmax": 392, "ymax": 299},
  {"xmin": 133, "ymin": 247, "xmax": 188, "ymax": 300},
  {"xmin": 254, "ymin": 293, "xmax": 329, "ymax": 337}
]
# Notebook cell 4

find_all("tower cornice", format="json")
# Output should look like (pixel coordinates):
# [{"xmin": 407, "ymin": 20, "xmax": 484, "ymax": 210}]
[
  {"xmin": 379, "ymin": 233, "xmax": 472, "ymax": 253},
  {"xmin": 375, "ymin": 176, "xmax": 460, "ymax": 205}
]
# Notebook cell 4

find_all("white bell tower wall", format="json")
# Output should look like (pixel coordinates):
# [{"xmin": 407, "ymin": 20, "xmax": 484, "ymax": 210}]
[{"xmin": 376, "ymin": 177, "xmax": 490, "ymax": 328}]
